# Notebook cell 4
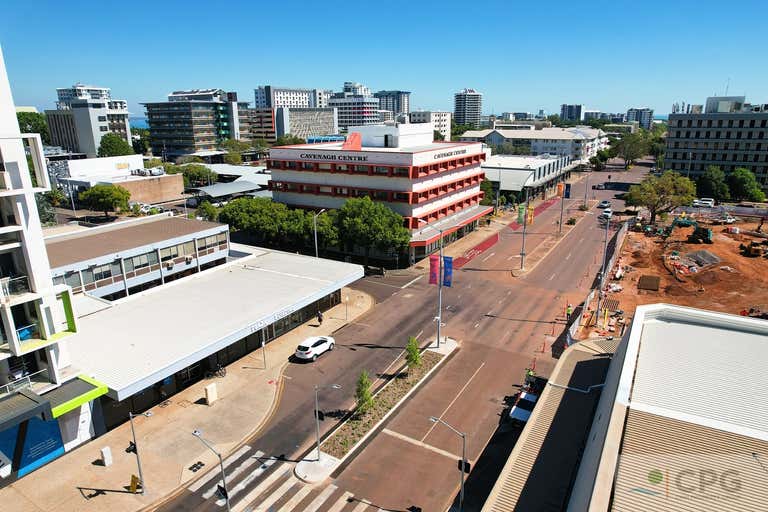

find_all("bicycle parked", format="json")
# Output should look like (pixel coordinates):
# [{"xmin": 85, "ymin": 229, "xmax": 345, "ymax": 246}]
[{"xmin": 205, "ymin": 363, "xmax": 227, "ymax": 379}]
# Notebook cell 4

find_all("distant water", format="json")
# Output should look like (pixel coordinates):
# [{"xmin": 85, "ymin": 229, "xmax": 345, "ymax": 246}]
[
  {"xmin": 653, "ymin": 114, "xmax": 668, "ymax": 121},
  {"xmin": 130, "ymin": 117, "xmax": 148, "ymax": 129}
]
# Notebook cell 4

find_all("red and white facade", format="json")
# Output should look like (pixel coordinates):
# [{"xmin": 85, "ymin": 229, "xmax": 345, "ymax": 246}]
[{"xmin": 268, "ymin": 123, "xmax": 492, "ymax": 259}]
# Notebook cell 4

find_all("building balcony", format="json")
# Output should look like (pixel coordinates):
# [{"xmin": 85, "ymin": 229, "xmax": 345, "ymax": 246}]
[
  {"xmin": 0, "ymin": 368, "xmax": 55, "ymax": 399},
  {"xmin": 0, "ymin": 133, "xmax": 50, "ymax": 196}
]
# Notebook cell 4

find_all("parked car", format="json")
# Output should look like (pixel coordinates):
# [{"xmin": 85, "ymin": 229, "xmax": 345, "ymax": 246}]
[
  {"xmin": 295, "ymin": 336, "xmax": 335, "ymax": 362},
  {"xmin": 599, "ymin": 208, "xmax": 613, "ymax": 220},
  {"xmin": 598, "ymin": 200, "xmax": 611, "ymax": 209},
  {"xmin": 592, "ymin": 183, "xmax": 606, "ymax": 190},
  {"xmin": 714, "ymin": 215, "xmax": 737, "ymax": 224},
  {"xmin": 508, "ymin": 391, "xmax": 539, "ymax": 424},
  {"xmin": 699, "ymin": 198, "xmax": 716, "ymax": 208}
]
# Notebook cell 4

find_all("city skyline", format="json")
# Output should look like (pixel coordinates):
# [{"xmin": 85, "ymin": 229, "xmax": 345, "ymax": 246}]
[{"xmin": 2, "ymin": 0, "xmax": 766, "ymax": 117}]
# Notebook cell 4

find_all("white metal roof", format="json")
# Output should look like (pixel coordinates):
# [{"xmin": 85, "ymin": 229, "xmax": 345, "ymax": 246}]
[
  {"xmin": 67, "ymin": 249, "xmax": 363, "ymax": 400},
  {"xmin": 190, "ymin": 180, "xmax": 263, "ymax": 197},
  {"xmin": 462, "ymin": 127, "xmax": 605, "ymax": 141}
]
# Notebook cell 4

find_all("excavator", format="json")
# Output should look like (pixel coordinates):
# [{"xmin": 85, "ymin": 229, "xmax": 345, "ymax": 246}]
[{"xmin": 660, "ymin": 216, "xmax": 713, "ymax": 244}]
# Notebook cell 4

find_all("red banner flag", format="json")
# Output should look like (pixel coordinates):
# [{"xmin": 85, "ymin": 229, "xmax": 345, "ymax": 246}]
[{"xmin": 429, "ymin": 254, "xmax": 439, "ymax": 285}]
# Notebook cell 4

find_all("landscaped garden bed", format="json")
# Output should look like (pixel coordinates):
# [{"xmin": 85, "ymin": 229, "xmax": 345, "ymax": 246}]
[{"xmin": 324, "ymin": 349, "xmax": 442, "ymax": 459}]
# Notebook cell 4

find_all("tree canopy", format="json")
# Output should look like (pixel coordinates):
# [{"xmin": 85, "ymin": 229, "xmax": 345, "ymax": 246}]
[
  {"xmin": 625, "ymin": 171, "xmax": 696, "ymax": 223},
  {"xmin": 612, "ymin": 132, "xmax": 648, "ymax": 169},
  {"xmin": 433, "ymin": 130, "xmax": 445, "ymax": 141},
  {"xmin": 164, "ymin": 163, "xmax": 216, "ymax": 188},
  {"xmin": 17, "ymin": 112, "xmax": 50, "ymax": 144},
  {"xmin": 131, "ymin": 127, "xmax": 150, "ymax": 155},
  {"xmin": 451, "ymin": 122, "xmax": 474, "ymax": 138},
  {"xmin": 696, "ymin": 166, "xmax": 730, "ymax": 202},
  {"xmin": 336, "ymin": 197, "xmax": 411, "ymax": 257},
  {"xmin": 728, "ymin": 168, "xmax": 766, "ymax": 202},
  {"xmin": 78, "ymin": 184, "xmax": 130, "ymax": 217},
  {"xmin": 273, "ymin": 134, "xmax": 305, "ymax": 146},
  {"xmin": 97, "ymin": 133, "xmax": 134, "ymax": 157}
]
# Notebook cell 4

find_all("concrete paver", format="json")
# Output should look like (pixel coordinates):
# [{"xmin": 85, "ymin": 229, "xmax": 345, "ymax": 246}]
[{"xmin": 0, "ymin": 287, "xmax": 373, "ymax": 512}]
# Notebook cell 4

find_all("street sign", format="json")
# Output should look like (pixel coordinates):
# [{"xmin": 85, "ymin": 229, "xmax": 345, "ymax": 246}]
[
  {"xmin": 130, "ymin": 474, "xmax": 141, "ymax": 493},
  {"xmin": 458, "ymin": 459, "xmax": 471, "ymax": 473}
]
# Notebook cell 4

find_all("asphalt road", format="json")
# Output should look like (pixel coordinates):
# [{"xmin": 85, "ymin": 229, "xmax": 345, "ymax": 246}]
[{"xmin": 157, "ymin": 161, "xmax": 649, "ymax": 512}]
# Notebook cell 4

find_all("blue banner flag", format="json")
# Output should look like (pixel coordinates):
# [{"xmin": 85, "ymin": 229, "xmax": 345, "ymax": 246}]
[
  {"xmin": 443, "ymin": 256, "xmax": 453, "ymax": 287},
  {"xmin": 564, "ymin": 183, "xmax": 572, "ymax": 199}
]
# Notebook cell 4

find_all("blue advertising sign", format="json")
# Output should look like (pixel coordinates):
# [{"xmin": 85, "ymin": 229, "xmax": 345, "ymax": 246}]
[
  {"xmin": 443, "ymin": 256, "xmax": 453, "ymax": 287},
  {"xmin": 17, "ymin": 417, "xmax": 65, "ymax": 477},
  {"xmin": 564, "ymin": 183, "xmax": 572, "ymax": 199}
]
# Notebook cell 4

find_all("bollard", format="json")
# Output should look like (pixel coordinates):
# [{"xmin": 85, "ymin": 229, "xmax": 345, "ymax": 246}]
[
  {"xmin": 100, "ymin": 446, "xmax": 113, "ymax": 467},
  {"xmin": 205, "ymin": 383, "xmax": 218, "ymax": 406}
]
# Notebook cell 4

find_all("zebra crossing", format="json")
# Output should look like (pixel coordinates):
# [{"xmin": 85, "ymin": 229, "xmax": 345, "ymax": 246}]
[{"xmin": 185, "ymin": 445, "xmax": 388, "ymax": 512}]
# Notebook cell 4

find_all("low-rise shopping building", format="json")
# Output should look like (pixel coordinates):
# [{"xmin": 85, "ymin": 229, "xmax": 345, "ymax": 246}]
[
  {"xmin": 459, "ymin": 126, "xmax": 608, "ymax": 163},
  {"xmin": 481, "ymin": 154, "xmax": 574, "ymax": 199},
  {"xmin": 46, "ymin": 215, "xmax": 230, "ymax": 301}
]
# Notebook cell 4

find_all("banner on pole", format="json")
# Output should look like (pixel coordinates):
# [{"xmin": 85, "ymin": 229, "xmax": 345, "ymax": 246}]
[
  {"xmin": 564, "ymin": 183, "xmax": 571, "ymax": 199},
  {"xmin": 517, "ymin": 204, "xmax": 526, "ymax": 224},
  {"xmin": 443, "ymin": 256, "xmax": 453, "ymax": 287},
  {"xmin": 527, "ymin": 205, "xmax": 535, "ymax": 225},
  {"xmin": 557, "ymin": 182, "xmax": 564, "ymax": 198},
  {"xmin": 429, "ymin": 254, "xmax": 439, "ymax": 285}
]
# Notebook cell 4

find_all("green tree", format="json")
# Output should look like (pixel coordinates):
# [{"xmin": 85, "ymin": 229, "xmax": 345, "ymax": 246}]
[
  {"xmin": 480, "ymin": 179, "xmax": 494, "ymax": 205},
  {"xmin": 451, "ymin": 122, "xmax": 474, "ymax": 138},
  {"xmin": 196, "ymin": 201, "xmax": 219, "ymax": 222},
  {"xmin": 336, "ymin": 197, "xmax": 410, "ymax": 261},
  {"xmin": 219, "ymin": 138, "xmax": 252, "ymax": 154},
  {"xmin": 252, "ymin": 138, "xmax": 270, "ymax": 151},
  {"xmin": 165, "ymin": 163, "xmax": 217, "ymax": 188},
  {"xmin": 728, "ymin": 167, "xmax": 766, "ymax": 202},
  {"xmin": 35, "ymin": 193, "xmax": 56, "ymax": 225},
  {"xmin": 433, "ymin": 130, "xmax": 445, "ymax": 141},
  {"xmin": 97, "ymin": 133, "xmax": 134, "ymax": 157},
  {"xmin": 131, "ymin": 127, "xmax": 150, "ymax": 155},
  {"xmin": 273, "ymin": 134, "xmax": 305, "ymax": 146},
  {"xmin": 696, "ymin": 166, "xmax": 730, "ymax": 202},
  {"xmin": 589, "ymin": 156, "xmax": 605, "ymax": 171},
  {"xmin": 625, "ymin": 171, "xmax": 696, "ymax": 223},
  {"xmin": 223, "ymin": 152, "xmax": 243, "ymax": 165},
  {"xmin": 17, "ymin": 112, "xmax": 50, "ymax": 144},
  {"xmin": 405, "ymin": 336, "xmax": 422, "ymax": 372},
  {"xmin": 78, "ymin": 184, "xmax": 131, "ymax": 218},
  {"xmin": 315, "ymin": 210, "xmax": 340, "ymax": 249},
  {"xmin": 355, "ymin": 369, "xmax": 374, "ymax": 416},
  {"xmin": 612, "ymin": 132, "xmax": 648, "ymax": 169},
  {"xmin": 144, "ymin": 158, "xmax": 164, "ymax": 168},
  {"xmin": 43, "ymin": 188, "xmax": 66, "ymax": 207},
  {"xmin": 176, "ymin": 155, "xmax": 204, "ymax": 164}
]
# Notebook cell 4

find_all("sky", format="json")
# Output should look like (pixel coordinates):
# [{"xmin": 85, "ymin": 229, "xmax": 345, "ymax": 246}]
[{"xmin": 2, "ymin": 0, "xmax": 767, "ymax": 117}]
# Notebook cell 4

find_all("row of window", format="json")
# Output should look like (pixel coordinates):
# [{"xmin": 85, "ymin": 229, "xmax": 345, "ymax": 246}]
[
  {"xmin": 270, "ymin": 173, "xmax": 483, "ymax": 204},
  {"xmin": 669, "ymin": 152, "xmax": 768, "ymax": 163},
  {"xmin": 670, "ymin": 130, "xmax": 766, "ymax": 140},
  {"xmin": 404, "ymin": 192, "xmax": 485, "ymax": 229},
  {"xmin": 670, "ymin": 141, "xmax": 765, "ymax": 150},
  {"xmin": 269, "ymin": 154, "xmax": 484, "ymax": 179},
  {"xmin": 673, "ymin": 118, "xmax": 768, "ymax": 129},
  {"xmin": 669, "ymin": 163, "xmax": 767, "ymax": 180}
]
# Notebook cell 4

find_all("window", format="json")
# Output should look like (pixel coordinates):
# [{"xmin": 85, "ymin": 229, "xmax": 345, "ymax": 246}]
[
  {"xmin": 98, "ymin": 116, "xmax": 107, "ymax": 122},
  {"xmin": 160, "ymin": 245, "xmax": 179, "ymax": 261},
  {"xmin": 92, "ymin": 264, "xmax": 112, "ymax": 281},
  {"xmin": 99, "ymin": 126, "xmax": 108, "ymax": 132},
  {"xmin": 284, "ymin": 161, "xmax": 297, "ymax": 169},
  {"xmin": 217, "ymin": 233, "xmax": 227, "ymax": 244}
]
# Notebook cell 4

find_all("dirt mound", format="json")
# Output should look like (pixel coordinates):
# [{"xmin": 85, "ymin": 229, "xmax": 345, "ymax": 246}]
[
  {"xmin": 664, "ymin": 284, "xmax": 690, "ymax": 296},
  {"xmin": 631, "ymin": 250, "xmax": 650, "ymax": 268},
  {"xmin": 690, "ymin": 271, "xmax": 719, "ymax": 285}
]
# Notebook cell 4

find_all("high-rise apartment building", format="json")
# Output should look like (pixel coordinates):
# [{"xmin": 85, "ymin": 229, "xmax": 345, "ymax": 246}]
[
  {"xmin": 410, "ymin": 111, "xmax": 452, "ymax": 141},
  {"xmin": 665, "ymin": 96, "xmax": 768, "ymax": 185},
  {"xmin": 45, "ymin": 83, "xmax": 131, "ymax": 157},
  {"xmin": 454, "ymin": 88, "xmax": 483, "ymax": 128},
  {"xmin": 144, "ymin": 89, "xmax": 251, "ymax": 159},
  {"xmin": 626, "ymin": 107, "xmax": 654, "ymax": 130},
  {"xmin": 374, "ymin": 90, "xmax": 411, "ymax": 116},
  {"xmin": 0, "ymin": 46, "xmax": 91, "ymax": 480},
  {"xmin": 560, "ymin": 104, "xmax": 585, "ymax": 122},
  {"xmin": 254, "ymin": 86, "xmax": 333, "ymax": 109},
  {"xmin": 342, "ymin": 81, "xmax": 372, "ymax": 97},
  {"xmin": 328, "ymin": 82, "xmax": 380, "ymax": 129}
]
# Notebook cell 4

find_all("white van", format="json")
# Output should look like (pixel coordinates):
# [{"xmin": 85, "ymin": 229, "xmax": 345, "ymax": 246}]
[{"xmin": 698, "ymin": 198, "xmax": 715, "ymax": 208}]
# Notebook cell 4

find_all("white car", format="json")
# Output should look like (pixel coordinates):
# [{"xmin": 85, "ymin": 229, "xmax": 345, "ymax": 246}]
[
  {"xmin": 599, "ymin": 208, "xmax": 613, "ymax": 219},
  {"xmin": 295, "ymin": 336, "xmax": 335, "ymax": 362},
  {"xmin": 508, "ymin": 391, "xmax": 538, "ymax": 424}
]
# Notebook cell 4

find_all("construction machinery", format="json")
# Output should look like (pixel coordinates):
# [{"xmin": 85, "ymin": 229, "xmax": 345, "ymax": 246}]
[
  {"xmin": 740, "ymin": 240, "xmax": 768, "ymax": 257},
  {"xmin": 659, "ymin": 216, "xmax": 712, "ymax": 243},
  {"xmin": 687, "ymin": 226, "xmax": 713, "ymax": 244}
]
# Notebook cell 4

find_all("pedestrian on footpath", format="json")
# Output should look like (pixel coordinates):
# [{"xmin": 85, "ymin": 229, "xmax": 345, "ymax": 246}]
[
  {"xmin": 566, "ymin": 303, "xmax": 573, "ymax": 321},
  {"xmin": 317, "ymin": 311, "xmax": 323, "ymax": 325}
]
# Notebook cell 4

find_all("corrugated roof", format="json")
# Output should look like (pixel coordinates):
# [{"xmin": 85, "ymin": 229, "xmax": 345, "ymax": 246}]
[
  {"xmin": 461, "ymin": 127, "xmax": 605, "ymax": 141},
  {"xmin": 45, "ymin": 216, "xmax": 225, "ymax": 269},
  {"xmin": 190, "ymin": 180, "xmax": 262, "ymax": 197}
]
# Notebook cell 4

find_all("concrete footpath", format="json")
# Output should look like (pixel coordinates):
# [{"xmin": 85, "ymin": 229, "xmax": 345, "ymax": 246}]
[{"xmin": 1, "ymin": 287, "xmax": 373, "ymax": 512}]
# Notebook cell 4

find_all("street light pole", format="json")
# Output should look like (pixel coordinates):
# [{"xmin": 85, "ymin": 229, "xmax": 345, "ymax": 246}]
[
  {"xmin": 313, "ymin": 208, "xmax": 327, "ymax": 258},
  {"xmin": 558, "ymin": 181, "xmax": 565, "ymax": 236},
  {"xmin": 520, "ymin": 187, "xmax": 529, "ymax": 270},
  {"xmin": 128, "ymin": 411, "xmax": 152, "ymax": 495},
  {"xmin": 583, "ymin": 170, "xmax": 589, "ymax": 209},
  {"xmin": 314, "ymin": 384, "xmax": 341, "ymax": 461},
  {"xmin": 429, "ymin": 417, "xmax": 467, "ymax": 512},
  {"xmin": 419, "ymin": 220, "xmax": 444, "ymax": 348},
  {"xmin": 192, "ymin": 430, "xmax": 231, "ymax": 512}
]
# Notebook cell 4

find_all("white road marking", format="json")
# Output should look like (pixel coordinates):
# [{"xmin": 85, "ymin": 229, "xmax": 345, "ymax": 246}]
[
  {"xmin": 474, "ymin": 322, "xmax": 480, "ymax": 328},
  {"xmin": 482, "ymin": 252, "xmax": 496, "ymax": 262},
  {"xmin": 422, "ymin": 362, "xmax": 486, "ymax": 442},
  {"xmin": 202, "ymin": 450, "xmax": 264, "ymax": 499},
  {"xmin": 565, "ymin": 251, "xmax": 572, "ymax": 261},
  {"xmin": 188, "ymin": 445, "xmax": 252, "ymax": 492},
  {"xmin": 507, "ymin": 290, "xmax": 512, "ymax": 295},
  {"xmin": 401, "ymin": 275, "xmax": 422, "ymax": 289},
  {"xmin": 548, "ymin": 273, "xmax": 556, "ymax": 281},
  {"xmin": 507, "ymin": 254, "xmax": 521, "ymax": 260},
  {"xmin": 246, "ymin": 473, "xmax": 297, "ymax": 511},
  {"xmin": 227, "ymin": 461, "xmax": 286, "ymax": 510},
  {"xmin": 278, "ymin": 484, "xmax": 313, "ymax": 511},
  {"xmin": 326, "ymin": 491, "xmax": 355, "ymax": 512},
  {"xmin": 302, "ymin": 484, "xmax": 338, "ymax": 512},
  {"xmin": 415, "ymin": 329, "xmax": 424, "ymax": 340},
  {"xmin": 351, "ymin": 500, "xmax": 373, "ymax": 512},
  {"xmin": 383, "ymin": 429, "xmax": 458, "ymax": 460}
]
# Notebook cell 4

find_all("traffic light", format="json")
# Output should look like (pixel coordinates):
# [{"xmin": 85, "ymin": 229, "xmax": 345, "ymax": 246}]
[
  {"xmin": 125, "ymin": 441, "xmax": 136, "ymax": 454},
  {"xmin": 458, "ymin": 459, "xmax": 471, "ymax": 473}
]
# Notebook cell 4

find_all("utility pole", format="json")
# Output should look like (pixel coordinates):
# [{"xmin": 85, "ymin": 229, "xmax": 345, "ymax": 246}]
[
  {"xmin": 520, "ymin": 187, "xmax": 529, "ymax": 270},
  {"xmin": 583, "ymin": 170, "xmax": 590, "ymax": 208},
  {"xmin": 595, "ymin": 219, "xmax": 611, "ymax": 325},
  {"xmin": 558, "ymin": 182, "xmax": 565, "ymax": 235}
]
